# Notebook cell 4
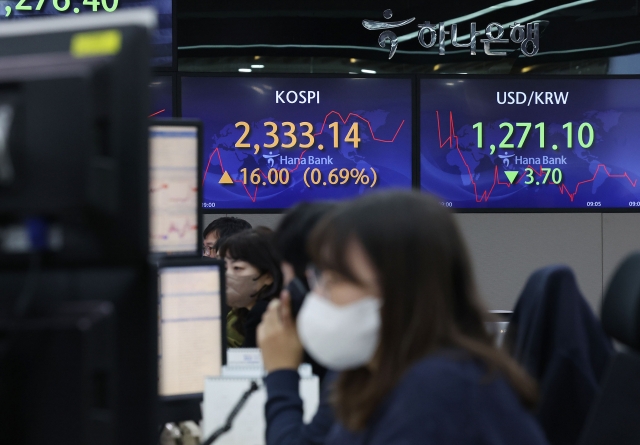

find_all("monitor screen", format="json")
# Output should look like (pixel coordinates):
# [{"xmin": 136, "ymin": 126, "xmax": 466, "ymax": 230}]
[
  {"xmin": 149, "ymin": 76, "xmax": 173, "ymax": 118},
  {"xmin": 181, "ymin": 76, "xmax": 413, "ymax": 210},
  {"xmin": 420, "ymin": 77, "xmax": 640, "ymax": 211},
  {"xmin": 149, "ymin": 123, "xmax": 199, "ymax": 254},
  {"xmin": 158, "ymin": 263, "xmax": 223, "ymax": 397},
  {"xmin": 0, "ymin": 0, "xmax": 172, "ymax": 67}
]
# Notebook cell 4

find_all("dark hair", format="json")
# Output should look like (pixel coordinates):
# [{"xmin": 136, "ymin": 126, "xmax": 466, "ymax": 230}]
[
  {"xmin": 309, "ymin": 191, "xmax": 537, "ymax": 431},
  {"xmin": 218, "ymin": 228, "xmax": 283, "ymax": 303},
  {"xmin": 253, "ymin": 226, "xmax": 274, "ymax": 236},
  {"xmin": 274, "ymin": 202, "xmax": 336, "ymax": 288},
  {"xmin": 203, "ymin": 217, "xmax": 252, "ymax": 241}
]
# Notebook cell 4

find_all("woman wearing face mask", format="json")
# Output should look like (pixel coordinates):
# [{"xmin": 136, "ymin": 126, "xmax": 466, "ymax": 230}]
[
  {"xmin": 258, "ymin": 202, "xmax": 337, "ymax": 445},
  {"xmin": 261, "ymin": 191, "xmax": 548, "ymax": 445},
  {"xmin": 217, "ymin": 229, "xmax": 282, "ymax": 348}
]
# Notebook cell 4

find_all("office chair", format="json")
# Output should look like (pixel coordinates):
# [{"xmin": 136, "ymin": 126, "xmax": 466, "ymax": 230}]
[
  {"xmin": 579, "ymin": 253, "xmax": 640, "ymax": 445},
  {"xmin": 505, "ymin": 266, "xmax": 614, "ymax": 445}
]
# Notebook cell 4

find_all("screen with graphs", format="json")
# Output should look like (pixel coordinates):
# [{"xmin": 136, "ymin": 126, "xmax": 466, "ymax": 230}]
[
  {"xmin": 420, "ymin": 78, "xmax": 640, "ymax": 210},
  {"xmin": 181, "ymin": 76, "xmax": 413, "ymax": 210},
  {"xmin": 149, "ymin": 124, "xmax": 199, "ymax": 254},
  {"xmin": 158, "ymin": 264, "xmax": 222, "ymax": 397}
]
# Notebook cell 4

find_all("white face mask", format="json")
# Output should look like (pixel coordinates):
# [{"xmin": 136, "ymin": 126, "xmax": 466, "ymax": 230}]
[{"xmin": 297, "ymin": 292, "xmax": 381, "ymax": 371}]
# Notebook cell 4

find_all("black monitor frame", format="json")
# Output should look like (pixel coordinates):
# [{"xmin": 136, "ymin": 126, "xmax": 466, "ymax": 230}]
[{"xmin": 0, "ymin": 10, "xmax": 158, "ymax": 445}]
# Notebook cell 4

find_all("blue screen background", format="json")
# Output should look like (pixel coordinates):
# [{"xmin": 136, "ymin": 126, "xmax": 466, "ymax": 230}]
[
  {"xmin": 420, "ymin": 78, "xmax": 640, "ymax": 210},
  {"xmin": 181, "ymin": 77, "xmax": 413, "ymax": 210}
]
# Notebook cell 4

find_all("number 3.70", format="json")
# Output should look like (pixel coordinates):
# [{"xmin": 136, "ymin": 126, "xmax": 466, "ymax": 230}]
[{"xmin": 523, "ymin": 167, "xmax": 562, "ymax": 185}]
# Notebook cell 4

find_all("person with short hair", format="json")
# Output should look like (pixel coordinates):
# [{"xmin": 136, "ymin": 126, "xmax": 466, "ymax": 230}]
[
  {"xmin": 218, "ymin": 229, "xmax": 282, "ymax": 348},
  {"xmin": 202, "ymin": 217, "xmax": 251, "ymax": 258},
  {"xmin": 273, "ymin": 202, "xmax": 336, "ymax": 288},
  {"xmin": 259, "ymin": 202, "xmax": 337, "ymax": 445}
]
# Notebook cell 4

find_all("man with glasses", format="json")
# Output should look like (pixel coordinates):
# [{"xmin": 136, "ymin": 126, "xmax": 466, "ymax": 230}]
[{"xmin": 202, "ymin": 217, "xmax": 252, "ymax": 258}]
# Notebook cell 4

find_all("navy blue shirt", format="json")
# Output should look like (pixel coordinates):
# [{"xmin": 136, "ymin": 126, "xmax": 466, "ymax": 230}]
[
  {"xmin": 264, "ymin": 369, "xmax": 336, "ymax": 445},
  {"xmin": 265, "ymin": 353, "xmax": 548, "ymax": 445}
]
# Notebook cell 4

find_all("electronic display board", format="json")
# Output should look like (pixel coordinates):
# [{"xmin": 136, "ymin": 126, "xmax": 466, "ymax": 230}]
[
  {"xmin": 181, "ymin": 76, "xmax": 413, "ymax": 211},
  {"xmin": 149, "ymin": 76, "xmax": 173, "ymax": 117},
  {"xmin": 420, "ymin": 77, "xmax": 640, "ymax": 211},
  {"xmin": 0, "ymin": 0, "xmax": 172, "ymax": 67}
]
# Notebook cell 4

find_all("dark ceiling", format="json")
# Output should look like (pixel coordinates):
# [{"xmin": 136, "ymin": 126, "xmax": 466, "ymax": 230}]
[{"xmin": 176, "ymin": 0, "xmax": 640, "ymax": 68}]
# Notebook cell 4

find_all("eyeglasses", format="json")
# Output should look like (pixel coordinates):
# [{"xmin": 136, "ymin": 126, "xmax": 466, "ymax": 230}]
[{"xmin": 202, "ymin": 245, "xmax": 215, "ymax": 257}]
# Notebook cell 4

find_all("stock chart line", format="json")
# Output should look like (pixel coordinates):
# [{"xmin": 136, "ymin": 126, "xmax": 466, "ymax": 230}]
[
  {"xmin": 313, "ymin": 111, "xmax": 405, "ymax": 141},
  {"xmin": 435, "ymin": 111, "xmax": 637, "ymax": 203},
  {"xmin": 556, "ymin": 165, "xmax": 637, "ymax": 201},
  {"xmin": 150, "ymin": 183, "xmax": 198, "ymax": 202},
  {"xmin": 149, "ymin": 109, "xmax": 166, "ymax": 118},
  {"xmin": 154, "ymin": 220, "xmax": 198, "ymax": 240},
  {"xmin": 202, "ymin": 110, "xmax": 405, "ymax": 203}
]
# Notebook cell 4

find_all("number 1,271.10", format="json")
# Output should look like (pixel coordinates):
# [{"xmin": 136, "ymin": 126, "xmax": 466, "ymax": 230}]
[{"xmin": 471, "ymin": 122, "xmax": 595, "ymax": 154}]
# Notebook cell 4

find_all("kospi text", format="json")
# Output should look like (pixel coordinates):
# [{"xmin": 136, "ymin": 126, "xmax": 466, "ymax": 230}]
[{"xmin": 276, "ymin": 90, "xmax": 320, "ymax": 104}]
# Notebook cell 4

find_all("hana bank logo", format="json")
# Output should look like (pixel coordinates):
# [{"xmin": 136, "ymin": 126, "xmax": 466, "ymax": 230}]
[{"xmin": 362, "ymin": 9, "xmax": 543, "ymax": 59}]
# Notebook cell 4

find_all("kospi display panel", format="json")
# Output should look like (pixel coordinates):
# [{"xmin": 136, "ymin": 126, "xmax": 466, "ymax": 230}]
[
  {"xmin": 181, "ymin": 76, "xmax": 413, "ymax": 211},
  {"xmin": 1, "ymin": 0, "xmax": 172, "ymax": 67},
  {"xmin": 420, "ymin": 77, "xmax": 640, "ymax": 211}
]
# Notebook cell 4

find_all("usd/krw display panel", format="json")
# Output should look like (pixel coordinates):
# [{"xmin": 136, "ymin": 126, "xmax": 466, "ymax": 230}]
[{"xmin": 420, "ymin": 77, "xmax": 640, "ymax": 211}]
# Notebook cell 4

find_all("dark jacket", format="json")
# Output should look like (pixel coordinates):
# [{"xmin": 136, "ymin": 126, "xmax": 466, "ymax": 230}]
[
  {"xmin": 240, "ymin": 298, "xmax": 271, "ymax": 348},
  {"xmin": 264, "ymin": 352, "xmax": 547, "ymax": 445},
  {"xmin": 325, "ymin": 352, "xmax": 548, "ymax": 445},
  {"xmin": 265, "ymin": 370, "xmax": 336, "ymax": 445},
  {"xmin": 506, "ymin": 266, "xmax": 614, "ymax": 445}
]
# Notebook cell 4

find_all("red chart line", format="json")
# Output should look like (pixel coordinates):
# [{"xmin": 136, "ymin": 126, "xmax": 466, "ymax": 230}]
[
  {"xmin": 202, "ymin": 110, "xmax": 405, "ymax": 203},
  {"xmin": 149, "ymin": 109, "xmax": 166, "ymax": 118},
  {"xmin": 151, "ymin": 184, "xmax": 198, "ymax": 203},
  {"xmin": 155, "ymin": 220, "xmax": 198, "ymax": 240},
  {"xmin": 435, "ymin": 111, "xmax": 637, "ymax": 203}
]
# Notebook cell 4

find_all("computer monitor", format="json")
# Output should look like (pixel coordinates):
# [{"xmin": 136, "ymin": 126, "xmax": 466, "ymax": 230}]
[
  {"xmin": 0, "ymin": 9, "xmax": 159, "ymax": 445},
  {"xmin": 0, "ymin": 8, "xmax": 156, "ymax": 265},
  {"xmin": 158, "ymin": 258, "xmax": 225, "ymax": 399},
  {"xmin": 149, "ymin": 120, "xmax": 202, "ymax": 256}
]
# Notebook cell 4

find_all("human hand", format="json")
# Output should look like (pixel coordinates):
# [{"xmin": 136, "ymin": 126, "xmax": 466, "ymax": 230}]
[{"xmin": 257, "ymin": 290, "xmax": 304, "ymax": 373}]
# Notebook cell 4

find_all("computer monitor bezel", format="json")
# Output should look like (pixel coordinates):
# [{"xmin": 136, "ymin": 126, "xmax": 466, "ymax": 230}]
[
  {"xmin": 0, "ymin": 10, "xmax": 158, "ymax": 444},
  {"xmin": 148, "ymin": 118, "xmax": 203, "ymax": 257},
  {"xmin": 157, "ymin": 256, "xmax": 226, "ymax": 403}
]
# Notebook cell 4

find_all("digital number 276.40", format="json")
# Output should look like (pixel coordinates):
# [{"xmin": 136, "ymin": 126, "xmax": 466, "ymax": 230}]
[{"xmin": 14, "ymin": 0, "xmax": 118, "ymax": 12}]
